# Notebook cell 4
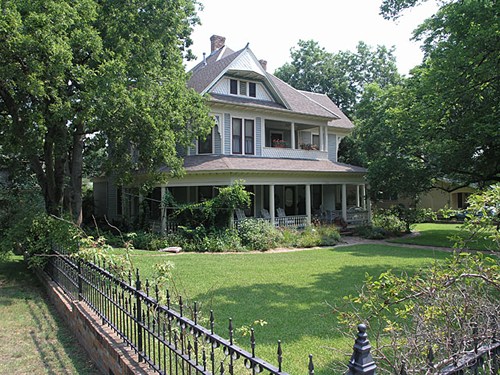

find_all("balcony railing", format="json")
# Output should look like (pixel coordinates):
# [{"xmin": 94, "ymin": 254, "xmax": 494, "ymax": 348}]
[{"xmin": 262, "ymin": 147, "xmax": 328, "ymax": 160}]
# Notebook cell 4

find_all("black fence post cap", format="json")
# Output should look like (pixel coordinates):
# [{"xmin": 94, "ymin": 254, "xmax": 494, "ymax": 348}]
[{"xmin": 346, "ymin": 324, "xmax": 377, "ymax": 375}]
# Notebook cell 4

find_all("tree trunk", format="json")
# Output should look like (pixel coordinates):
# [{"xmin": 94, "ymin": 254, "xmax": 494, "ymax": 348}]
[{"xmin": 70, "ymin": 121, "xmax": 84, "ymax": 226}]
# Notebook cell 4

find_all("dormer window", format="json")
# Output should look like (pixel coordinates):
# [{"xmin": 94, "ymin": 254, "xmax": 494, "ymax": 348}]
[{"xmin": 229, "ymin": 79, "xmax": 257, "ymax": 98}]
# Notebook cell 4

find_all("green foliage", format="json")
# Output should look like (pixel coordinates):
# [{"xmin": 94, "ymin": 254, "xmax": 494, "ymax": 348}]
[
  {"xmin": 336, "ymin": 252, "xmax": 500, "ymax": 373},
  {"xmin": 0, "ymin": 0, "xmax": 212, "ymax": 220},
  {"xmin": 389, "ymin": 205, "xmax": 436, "ymax": 233},
  {"xmin": 168, "ymin": 226, "xmax": 244, "ymax": 253},
  {"xmin": 353, "ymin": 225, "xmax": 388, "ymax": 240},
  {"xmin": 14, "ymin": 214, "xmax": 80, "ymax": 268},
  {"xmin": 172, "ymin": 181, "xmax": 251, "ymax": 229},
  {"xmin": 371, "ymin": 209, "xmax": 408, "ymax": 235},
  {"xmin": 275, "ymin": 40, "xmax": 401, "ymax": 116},
  {"xmin": 237, "ymin": 219, "xmax": 282, "ymax": 251},
  {"xmin": 315, "ymin": 225, "xmax": 341, "ymax": 246},
  {"xmin": 126, "ymin": 231, "xmax": 169, "ymax": 251},
  {"xmin": 456, "ymin": 184, "xmax": 500, "ymax": 251}
]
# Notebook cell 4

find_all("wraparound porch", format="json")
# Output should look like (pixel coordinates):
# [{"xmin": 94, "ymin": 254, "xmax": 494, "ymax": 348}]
[{"xmin": 139, "ymin": 182, "xmax": 370, "ymax": 232}]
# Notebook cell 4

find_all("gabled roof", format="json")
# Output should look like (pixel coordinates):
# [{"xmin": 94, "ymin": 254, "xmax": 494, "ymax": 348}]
[
  {"xmin": 187, "ymin": 38, "xmax": 352, "ymax": 123},
  {"xmin": 300, "ymin": 91, "xmax": 354, "ymax": 129}
]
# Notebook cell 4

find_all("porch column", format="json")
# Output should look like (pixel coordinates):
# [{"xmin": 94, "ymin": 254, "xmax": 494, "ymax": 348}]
[
  {"xmin": 356, "ymin": 185, "xmax": 360, "ymax": 207},
  {"xmin": 342, "ymin": 184, "xmax": 347, "ymax": 221},
  {"xmin": 361, "ymin": 184, "xmax": 367, "ymax": 210},
  {"xmin": 305, "ymin": 184, "xmax": 311, "ymax": 225},
  {"xmin": 160, "ymin": 187, "xmax": 166, "ymax": 234},
  {"xmin": 291, "ymin": 122, "xmax": 296, "ymax": 149},
  {"xmin": 319, "ymin": 127, "xmax": 324, "ymax": 151},
  {"xmin": 269, "ymin": 184, "xmax": 275, "ymax": 225},
  {"xmin": 324, "ymin": 127, "xmax": 329, "ymax": 152}
]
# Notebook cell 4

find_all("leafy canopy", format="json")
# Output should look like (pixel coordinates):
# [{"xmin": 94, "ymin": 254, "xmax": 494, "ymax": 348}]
[{"xmin": 0, "ymin": 0, "xmax": 213, "ymax": 219}]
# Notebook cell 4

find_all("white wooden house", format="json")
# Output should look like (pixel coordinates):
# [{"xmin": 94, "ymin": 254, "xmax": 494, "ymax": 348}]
[{"xmin": 94, "ymin": 35, "xmax": 369, "ymax": 230}]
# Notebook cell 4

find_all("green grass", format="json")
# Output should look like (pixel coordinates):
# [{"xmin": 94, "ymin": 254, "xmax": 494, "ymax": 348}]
[
  {"xmin": 388, "ymin": 223, "xmax": 495, "ymax": 250},
  {"xmin": 112, "ymin": 244, "xmax": 450, "ymax": 374},
  {"xmin": 0, "ymin": 256, "xmax": 98, "ymax": 375}
]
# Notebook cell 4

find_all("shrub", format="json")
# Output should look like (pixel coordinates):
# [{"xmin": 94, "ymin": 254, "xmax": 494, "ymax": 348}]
[
  {"xmin": 372, "ymin": 209, "xmax": 406, "ymax": 235},
  {"xmin": 166, "ymin": 226, "xmax": 243, "ymax": 252},
  {"xmin": 237, "ymin": 219, "xmax": 282, "ymax": 251},
  {"xmin": 126, "ymin": 231, "xmax": 169, "ymax": 251},
  {"xmin": 316, "ymin": 225, "xmax": 341, "ymax": 246},
  {"xmin": 6, "ymin": 213, "xmax": 80, "ymax": 268},
  {"xmin": 353, "ymin": 225, "xmax": 387, "ymax": 239},
  {"xmin": 295, "ymin": 226, "xmax": 321, "ymax": 248}
]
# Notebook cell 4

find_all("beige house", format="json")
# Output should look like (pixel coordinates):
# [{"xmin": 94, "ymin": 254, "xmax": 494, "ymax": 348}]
[{"xmin": 94, "ymin": 35, "xmax": 368, "ymax": 230}]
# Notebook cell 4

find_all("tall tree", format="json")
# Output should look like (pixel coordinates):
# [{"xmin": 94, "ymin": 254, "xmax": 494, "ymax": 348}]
[
  {"xmin": 274, "ymin": 40, "xmax": 401, "ymax": 116},
  {"xmin": 353, "ymin": 0, "xmax": 499, "ymax": 201},
  {"xmin": 0, "ymin": 0, "xmax": 213, "ymax": 224}
]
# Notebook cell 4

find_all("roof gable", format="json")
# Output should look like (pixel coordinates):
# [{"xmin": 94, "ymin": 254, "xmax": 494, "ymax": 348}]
[{"xmin": 188, "ymin": 37, "xmax": 350, "ymax": 122}]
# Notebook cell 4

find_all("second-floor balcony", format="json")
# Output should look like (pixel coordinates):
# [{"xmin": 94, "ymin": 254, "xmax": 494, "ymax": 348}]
[
  {"xmin": 262, "ymin": 146, "xmax": 328, "ymax": 160},
  {"xmin": 263, "ymin": 119, "xmax": 331, "ymax": 160}
]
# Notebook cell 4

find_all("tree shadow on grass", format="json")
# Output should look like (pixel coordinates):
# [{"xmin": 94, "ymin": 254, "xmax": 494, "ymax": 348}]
[
  {"xmin": 190, "ymin": 248, "xmax": 440, "ymax": 374},
  {"xmin": 0, "ymin": 256, "xmax": 97, "ymax": 374},
  {"xmin": 331, "ymin": 243, "xmax": 451, "ymax": 259}
]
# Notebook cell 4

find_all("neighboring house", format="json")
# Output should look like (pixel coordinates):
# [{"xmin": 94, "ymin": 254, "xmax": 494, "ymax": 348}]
[
  {"xmin": 94, "ymin": 35, "xmax": 368, "ymax": 230},
  {"xmin": 374, "ymin": 180, "xmax": 476, "ymax": 211}
]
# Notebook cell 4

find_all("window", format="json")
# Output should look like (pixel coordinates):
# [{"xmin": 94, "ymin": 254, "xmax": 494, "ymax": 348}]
[
  {"xmin": 230, "ymin": 79, "xmax": 238, "ymax": 95},
  {"xmin": 229, "ymin": 79, "xmax": 257, "ymax": 98},
  {"xmin": 312, "ymin": 134, "xmax": 320, "ymax": 148},
  {"xmin": 232, "ymin": 118, "xmax": 242, "ymax": 154},
  {"xmin": 249, "ymin": 82, "xmax": 256, "ymax": 97},
  {"xmin": 244, "ymin": 119, "xmax": 254, "ymax": 154},
  {"xmin": 239, "ymin": 81, "xmax": 247, "ymax": 96},
  {"xmin": 198, "ymin": 128, "xmax": 213, "ymax": 154},
  {"xmin": 232, "ymin": 118, "xmax": 254, "ymax": 155}
]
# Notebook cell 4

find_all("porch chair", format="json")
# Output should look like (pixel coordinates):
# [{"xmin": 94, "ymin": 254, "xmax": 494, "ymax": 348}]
[
  {"xmin": 276, "ymin": 207, "xmax": 294, "ymax": 226},
  {"xmin": 260, "ymin": 208, "xmax": 271, "ymax": 220},
  {"xmin": 235, "ymin": 208, "xmax": 247, "ymax": 221}
]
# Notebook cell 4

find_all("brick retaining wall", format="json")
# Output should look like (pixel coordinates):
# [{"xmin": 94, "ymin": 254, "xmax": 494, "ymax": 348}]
[{"xmin": 36, "ymin": 269, "xmax": 152, "ymax": 375}]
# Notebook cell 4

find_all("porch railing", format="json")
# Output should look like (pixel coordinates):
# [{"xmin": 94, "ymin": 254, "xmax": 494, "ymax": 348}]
[
  {"xmin": 262, "ymin": 146, "xmax": 328, "ymax": 160},
  {"xmin": 274, "ymin": 215, "xmax": 308, "ymax": 228}
]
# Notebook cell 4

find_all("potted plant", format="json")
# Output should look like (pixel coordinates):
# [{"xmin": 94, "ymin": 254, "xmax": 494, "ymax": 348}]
[{"xmin": 272, "ymin": 139, "xmax": 286, "ymax": 148}]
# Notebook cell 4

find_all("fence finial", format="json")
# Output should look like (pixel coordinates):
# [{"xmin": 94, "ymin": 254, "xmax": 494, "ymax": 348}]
[
  {"xmin": 346, "ymin": 324, "xmax": 376, "ymax": 375},
  {"xmin": 308, "ymin": 354, "xmax": 314, "ymax": 375}
]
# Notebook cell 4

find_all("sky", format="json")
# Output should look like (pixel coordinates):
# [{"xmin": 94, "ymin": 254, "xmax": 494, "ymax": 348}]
[{"xmin": 186, "ymin": 0, "xmax": 439, "ymax": 75}]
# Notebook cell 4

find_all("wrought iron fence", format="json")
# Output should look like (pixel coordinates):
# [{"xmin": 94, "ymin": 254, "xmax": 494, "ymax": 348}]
[
  {"xmin": 45, "ymin": 248, "xmax": 297, "ymax": 374},
  {"xmin": 44, "ymin": 248, "xmax": 499, "ymax": 375}
]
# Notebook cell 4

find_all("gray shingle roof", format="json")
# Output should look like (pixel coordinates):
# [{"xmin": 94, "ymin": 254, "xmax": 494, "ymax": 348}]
[
  {"xmin": 299, "ymin": 91, "xmax": 354, "ymax": 129},
  {"xmin": 187, "ymin": 43, "xmax": 350, "ymax": 121},
  {"xmin": 160, "ymin": 155, "xmax": 366, "ymax": 174}
]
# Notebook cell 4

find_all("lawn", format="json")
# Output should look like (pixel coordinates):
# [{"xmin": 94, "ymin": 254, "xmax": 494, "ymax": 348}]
[
  {"xmin": 0, "ymin": 256, "xmax": 98, "ymax": 375},
  {"xmin": 388, "ymin": 223, "xmax": 496, "ymax": 250},
  {"xmin": 112, "ymin": 244, "xmax": 450, "ymax": 374}
]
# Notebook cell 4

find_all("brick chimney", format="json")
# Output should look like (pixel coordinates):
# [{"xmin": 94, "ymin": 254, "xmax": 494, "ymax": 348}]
[
  {"xmin": 259, "ymin": 59, "xmax": 267, "ymax": 71},
  {"xmin": 210, "ymin": 35, "xmax": 226, "ymax": 52}
]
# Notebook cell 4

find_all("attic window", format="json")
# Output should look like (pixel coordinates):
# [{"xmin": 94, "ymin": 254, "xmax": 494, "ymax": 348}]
[
  {"xmin": 239, "ymin": 81, "xmax": 247, "ymax": 96},
  {"xmin": 229, "ymin": 79, "xmax": 257, "ymax": 98},
  {"xmin": 230, "ymin": 79, "xmax": 238, "ymax": 95},
  {"xmin": 249, "ymin": 82, "xmax": 256, "ymax": 97}
]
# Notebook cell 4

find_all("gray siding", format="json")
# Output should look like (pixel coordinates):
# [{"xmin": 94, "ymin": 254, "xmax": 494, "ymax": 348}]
[
  {"xmin": 328, "ymin": 133, "xmax": 337, "ymax": 162},
  {"xmin": 224, "ymin": 113, "xmax": 231, "ymax": 154},
  {"xmin": 214, "ymin": 125, "xmax": 222, "ymax": 154},
  {"xmin": 256, "ymin": 117, "xmax": 262, "ymax": 156}
]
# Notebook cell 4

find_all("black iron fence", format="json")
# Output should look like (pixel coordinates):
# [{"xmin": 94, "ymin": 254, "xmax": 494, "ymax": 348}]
[{"xmin": 44, "ymin": 249, "xmax": 498, "ymax": 375}]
